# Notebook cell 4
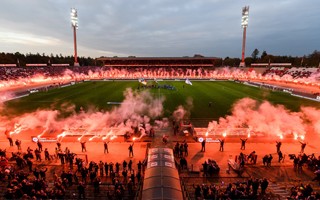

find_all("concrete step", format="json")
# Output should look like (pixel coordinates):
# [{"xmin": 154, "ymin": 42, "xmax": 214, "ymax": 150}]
[{"xmin": 268, "ymin": 183, "xmax": 290, "ymax": 199}]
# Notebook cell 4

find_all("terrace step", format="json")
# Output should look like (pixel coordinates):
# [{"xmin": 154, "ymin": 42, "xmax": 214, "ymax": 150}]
[{"xmin": 268, "ymin": 183, "xmax": 290, "ymax": 199}]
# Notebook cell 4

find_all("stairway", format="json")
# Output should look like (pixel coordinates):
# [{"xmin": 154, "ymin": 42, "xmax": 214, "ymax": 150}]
[
  {"xmin": 150, "ymin": 128, "xmax": 173, "ymax": 148},
  {"xmin": 268, "ymin": 182, "xmax": 290, "ymax": 199}
]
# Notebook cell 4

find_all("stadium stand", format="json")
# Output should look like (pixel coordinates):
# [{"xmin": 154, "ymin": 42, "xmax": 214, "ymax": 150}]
[
  {"xmin": 0, "ymin": 150, "xmax": 145, "ymax": 199},
  {"xmin": 263, "ymin": 67, "xmax": 288, "ymax": 77},
  {"xmin": 0, "ymin": 62, "xmax": 318, "ymax": 82},
  {"xmin": 283, "ymin": 67, "xmax": 319, "ymax": 79}
]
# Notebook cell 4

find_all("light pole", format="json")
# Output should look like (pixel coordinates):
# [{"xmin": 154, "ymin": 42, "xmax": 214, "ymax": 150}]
[
  {"xmin": 240, "ymin": 6, "xmax": 249, "ymax": 67},
  {"xmin": 71, "ymin": 8, "xmax": 79, "ymax": 66}
]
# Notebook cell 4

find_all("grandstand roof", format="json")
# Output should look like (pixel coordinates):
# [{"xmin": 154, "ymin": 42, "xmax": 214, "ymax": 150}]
[
  {"xmin": 97, "ymin": 56, "xmax": 219, "ymax": 60},
  {"xmin": 96, "ymin": 56, "xmax": 220, "ymax": 67}
]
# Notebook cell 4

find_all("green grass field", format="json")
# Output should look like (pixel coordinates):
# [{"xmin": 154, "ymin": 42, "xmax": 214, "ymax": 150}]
[{"xmin": 4, "ymin": 81, "xmax": 320, "ymax": 126}]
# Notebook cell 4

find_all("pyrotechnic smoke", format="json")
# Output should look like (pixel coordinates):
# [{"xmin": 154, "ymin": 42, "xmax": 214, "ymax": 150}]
[
  {"xmin": 172, "ymin": 106, "xmax": 186, "ymax": 121},
  {"xmin": 1, "ymin": 65, "xmax": 320, "ymax": 140},
  {"xmin": 8, "ymin": 109, "xmax": 60, "ymax": 137},
  {"xmin": 0, "ymin": 66, "xmax": 319, "ymax": 91},
  {"xmin": 0, "ymin": 91, "xmax": 15, "ymax": 105},
  {"xmin": 172, "ymin": 97, "xmax": 193, "ymax": 121},
  {"xmin": 0, "ymin": 88, "xmax": 167, "ymax": 139},
  {"xmin": 301, "ymin": 107, "xmax": 320, "ymax": 134},
  {"xmin": 154, "ymin": 118, "xmax": 169, "ymax": 129},
  {"xmin": 206, "ymin": 97, "xmax": 317, "ymax": 138}
]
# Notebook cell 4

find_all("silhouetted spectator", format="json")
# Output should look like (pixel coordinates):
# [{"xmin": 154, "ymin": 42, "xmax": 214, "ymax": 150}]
[
  {"xmin": 37, "ymin": 140, "xmax": 43, "ymax": 151},
  {"xmin": 77, "ymin": 182, "xmax": 86, "ymax": 199},
  {"xmin": 7, "ymin": 136, "xmax": 13, "ymax": 146},
  {"xmin": 300, "ymin": 141, "xmax": 307, "ymax": 153},
  {"xmin": 219, "ymin": 139, "xmax": 225, "ymax": 152},
  {"xmin": 201, "ymin": 139, "xmax": 206, "ymax": 152},
  {"xmin": 15, "ymin": 139, "xmax": 21, "ymax": 150},
  {"xmin": 128, "ymin": 143, "xmax": 134, "ymax": 157},
  {"xmin": 80, "ymin": 141, "xmax": 86, "ymax": 152},
  {"xmin": 278, "ymin": 151, "xmax": 284, "ymax": 163},
  {"xmin": 240, "ymin": 138, "xmax": 247, "ymax": 150},
  {"xmin": 104, "ymin": 141, "xmax": 109, "ymax": 153},
  {"xmin": 276, "ymin": 141, "xmax": 282, "ymax": 153}
]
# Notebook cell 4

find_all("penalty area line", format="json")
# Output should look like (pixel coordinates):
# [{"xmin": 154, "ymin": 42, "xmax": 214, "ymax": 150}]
[
  {"xmin": 107, "ymin": 102, "xmax": 122, "ymax": 105},
  {"xmin": 107, "ymin": 102, "xmax": 134, "ymax": 105}
]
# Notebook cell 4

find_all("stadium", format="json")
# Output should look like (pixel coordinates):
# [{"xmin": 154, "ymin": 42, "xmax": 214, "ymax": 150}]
[
  {"xmin": 1, "ymin": 2, "xmax": 320, "ymax": 200},
  {"xmin": 1, "ymin": 56, "xmax": 320, "ymax": 199},
  {"xmin": 1, "ymin": 59, "xmax": 320, "ymax": 140}
]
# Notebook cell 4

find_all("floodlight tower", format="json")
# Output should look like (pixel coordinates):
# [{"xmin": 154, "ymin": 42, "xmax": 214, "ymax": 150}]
[
  {"xmin": 71, "ymin": 8, "xmax": 79, "ymax": 66},
  {"xmin": 240, "ymin": 6, "xmax": 249, "ymax": 67}
]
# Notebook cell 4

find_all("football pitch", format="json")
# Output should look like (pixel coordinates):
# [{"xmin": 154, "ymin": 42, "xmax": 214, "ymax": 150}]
[{"xmin": 4, "ymin": 80, "xmax": 320, "ymax": 126}]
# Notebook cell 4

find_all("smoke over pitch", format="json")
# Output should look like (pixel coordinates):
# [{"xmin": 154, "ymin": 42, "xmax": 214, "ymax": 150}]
[
  {"xmin": 172, "ymin": 97, "xmax": 193, "ymax": 121},
  {"xmin": 207, "ymin": 97, "xmax": 320, "ymax": 138},
  {"xmin": 2, "ymin": 86, "xmax": 320, "ymax": 141},
  {"xmin": 3, "ymin": 88, "xmax": 167, "ymax": 139}
]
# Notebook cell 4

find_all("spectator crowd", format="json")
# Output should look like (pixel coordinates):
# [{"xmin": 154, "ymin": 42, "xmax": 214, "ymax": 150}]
[{"xmin": 0, "ymin": 141, "xmax": 145, "ymax": 199}]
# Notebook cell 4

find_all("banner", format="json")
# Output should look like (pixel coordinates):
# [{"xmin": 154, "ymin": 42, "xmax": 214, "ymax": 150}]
[
  {"xmin": 31, "ymin": 136, "xmax": 57, "ymax": 143},
  {"xmin": 185, "ymin": 78, "xmax": 192, "ymax": 85}
]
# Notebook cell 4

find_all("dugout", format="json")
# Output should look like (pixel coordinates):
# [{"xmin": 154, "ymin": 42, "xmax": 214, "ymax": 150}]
[{"xmin": 141, "ymin": 148, "xmax": 183, "ymax": 200}]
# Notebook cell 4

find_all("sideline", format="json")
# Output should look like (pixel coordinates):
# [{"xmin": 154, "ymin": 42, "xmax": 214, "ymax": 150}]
[{"xmin": 3, "ymin": 79, "xmax": 320, "ymax": 103}]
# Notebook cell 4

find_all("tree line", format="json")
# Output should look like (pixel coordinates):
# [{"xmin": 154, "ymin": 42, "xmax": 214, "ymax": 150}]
[
  {"xmin": 0, "ymin": 50, "xmax": 319, "ymax": 67},
  {"xmin": 215, "ymin": 50, "xmax": 320, "ymax": 67},
  {"xmin": 0, "ymin": 52, "xmax": 96, "ymax": 66}
]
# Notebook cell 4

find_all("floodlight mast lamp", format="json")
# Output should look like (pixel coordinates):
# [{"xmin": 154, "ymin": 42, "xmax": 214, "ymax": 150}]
[
  {"xmin": 71, "ymin": 8, "xmax": 79, "ymax": 66},
  {"xmin": 240, "ymin": 6, "xmax": 249, "ymax": 67}
]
